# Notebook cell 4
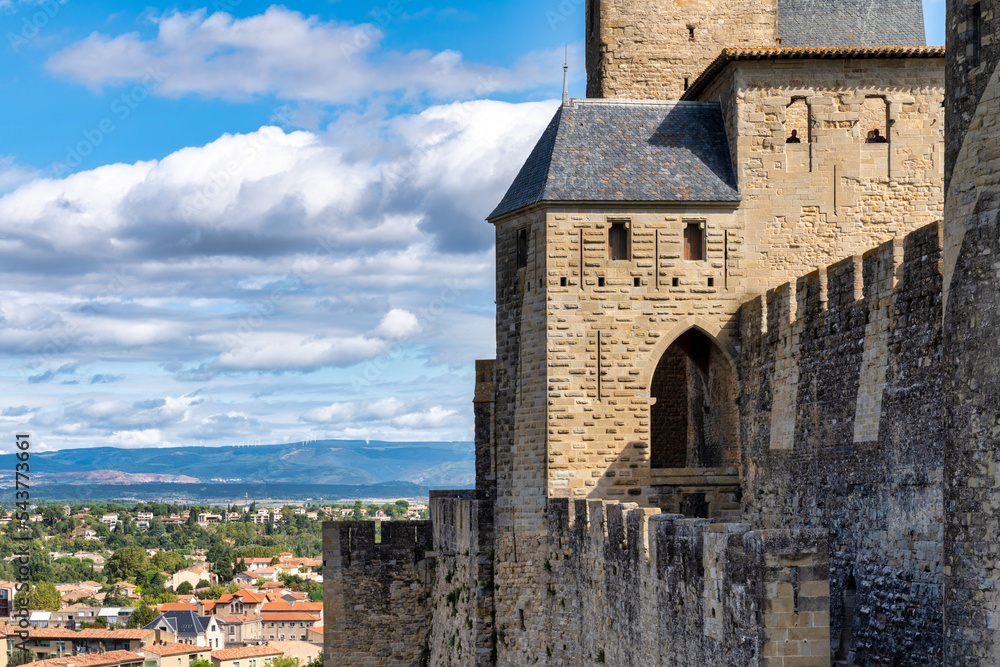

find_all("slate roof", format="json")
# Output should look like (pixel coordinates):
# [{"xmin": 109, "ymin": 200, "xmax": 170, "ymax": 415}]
[
  {"xmin": 145, "ymin": 610, "xmax": 215, "ymax": 636},
  {"xmin": 777, "ymin": 0, "xmax": 925, "ymax": 48},
  {"xmin": 488, "ymin": 100, "xmax": 740, "ymax": 221}
]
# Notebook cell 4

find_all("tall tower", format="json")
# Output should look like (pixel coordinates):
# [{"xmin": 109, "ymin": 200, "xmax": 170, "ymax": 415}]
[
  {"xmin": 586, "ymin": 0, "xmax": 927, "ymax": 100},
  {"xmin": 943, "ymin": 0, "xmax": 1000, "ymax": 663}
]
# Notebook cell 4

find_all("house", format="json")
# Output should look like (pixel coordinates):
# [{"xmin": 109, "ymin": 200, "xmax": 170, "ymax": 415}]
[
  {"xmin": 213, "ymin": 591, "xmax": 265, "ymax": 617},
  {"xmin": 197, "ymin": 514, "xmax": 222, "ymax": 526},
  {"xmin": 231, "ymin": 573, "xmax": 256, "ymax": 585},
  {"xmin": 260, "ymin": 614, "xmax": 319, "ymax": 642},
  {"xmin": 169, "ymin": 566, "xmax": 217, "ymax": 592},
  {"xmin": 72, "ymin": 526, "xmax": 98, "ymax": 540},
  {"xmin": 304, "ymin": 626, "xmax": 321, "ymax": 646},
  {"xmin": 265, "ymin": 641, "xmax": 319, "ymax": 664},
  {"xmin": 0, "ymin": 581, "xmax": 17, "ymax": 618},
  {"xmin": 259, "ymin": 603, "xmax": 322, "ymax": 623},
  {"xmin": 30, "ymin": 650, "xmax": 145, "ymax": 667},
  {"xmin": 16, "ymin": 628, "xmax": 155, "ymax": 660},
  {"xmin": 138, "ymin": 642, "xmax": 212, "ymax": 667},
  {"xmin": 97, "ymin": 608, "xmax": 135, "ymax": 627},
  {"xmin": 213, "ymin": 614, "xmax": 263, "ymax": 648},
  {"xmin": 210, "ymin": 644, "xmax": 281, "ymax": 667},
  {"xmin": 145, "ymin": 610, "xmax": 223, "ymax": 649},
  {"xmin": 100, "ymin": 515, "xmax": 118, "ymax": 527},
  {"xmin": 250, "ymin": 568, "xmax": 277, "ymax": 582}
]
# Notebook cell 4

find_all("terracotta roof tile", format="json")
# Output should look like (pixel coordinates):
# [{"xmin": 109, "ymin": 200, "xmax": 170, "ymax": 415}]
[{"xmin": 210, "ymin": 645, "xmax": 282, "ymax": 661}]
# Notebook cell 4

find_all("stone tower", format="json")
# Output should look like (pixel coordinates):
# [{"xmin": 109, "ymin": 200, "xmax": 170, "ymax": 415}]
[
  {"xmin": 943, "ymin": 0, "xmax": 1000, "ymax": 663},
  {"xmin": 586, "ymin": 0, "xmax": 927, "ymax": 100}
]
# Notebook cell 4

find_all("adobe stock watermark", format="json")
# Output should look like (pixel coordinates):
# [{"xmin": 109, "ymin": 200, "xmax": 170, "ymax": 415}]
[
  {"xmin": 546, "ymin": 0, "xmax": 585, "ymax": 30},
  {"xmin": 179, "ymin": 107, "xmax": 293, "ymax": 223},
  {"xmin": 19, "ymin": 267, "xmax": 132, "ymax": 386},
  {"xmin": 349, "ymin": 279, "xmax": 463, "ymax": 392},
  {"xmin": 54, "ymin": 66, "xmax": 168, "ymax": 174},
  {"xmin": 7, "ymin": 0, "xmax": 70, "ymax": 54},
  {"xmin": 341, "ymin": 1, "xmax": 405, "ymax": 59}
]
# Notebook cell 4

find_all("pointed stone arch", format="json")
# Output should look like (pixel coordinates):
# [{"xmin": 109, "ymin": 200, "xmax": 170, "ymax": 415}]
[{"xmin": 646, "ymin": 322, "xmax": 739, "ymax": 470}]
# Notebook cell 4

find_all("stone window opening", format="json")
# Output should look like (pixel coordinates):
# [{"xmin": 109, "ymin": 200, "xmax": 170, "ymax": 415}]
[
  {"xmin": 516, "ymin": 228, "xmax": 528, "ymax": 268},
  {"xmin": 688, "ymin": 25, "xmax": 695, "ymax": 41},
  {"xmin": 684, "ymin": 77, "xmax": 689, "ymax": 91},
  {"xmin": 683, "ymin": 222, "xmax": 705, "ymax": 261},
  {"xmin": 609, "ymin": 221, "xmax": 630, "ymax": 260},
  {"xmin": 649, "ymin": 329, "xmax": 738, "ymax": 470},
  {"xmin": 835, "ymin": 574, "xmax": 858, "ymax": 662},
  {"xmin": 861, "ymin": 97, "xmax": 889, "ymax": 144},
  {"xmin": 785, "ymin": 98, "xmax": 808, "ymax": 144},
  {"xmin": 970, "ymin": 1, "xmax": 982, "ymax": 67}
]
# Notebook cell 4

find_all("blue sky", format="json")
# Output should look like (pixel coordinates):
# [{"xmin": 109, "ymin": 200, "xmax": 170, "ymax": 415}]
[{"xmin": 0, "ymin": 1, "xmax": 946, "ymax": 452}]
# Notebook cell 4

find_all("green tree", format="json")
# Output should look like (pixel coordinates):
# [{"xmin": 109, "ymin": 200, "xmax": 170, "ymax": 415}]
[
  {"xmin": 151, "ymin": 551, "xmax": 186, "ymax": 573},
  {"xmin": 126, "ymin": 604, "xmax": 158, "ymax": 629},
  {"xmin": 196, "ymin": 579, "xmax": 211, "ymax": 589},
  {"xmin": 308, "ymin": 588, "xmax": 322, "ymax": 602},
  {"xmin": 191, "ymin": 661, "xmax": 213, "ymax": 667},
  {"xmin": 15, "ymin": 580, "xmax": 61, "ymax": 611},
  {"xmin": 176, "ymin": 581, "xmax": 194, "ymax": 595},
  {"xmin": 105, "ymin": 546, "xmax": 149, "ymax": 583},
  {"xmin": 270, "ymin": 657, "xmax": 298, "ymax": 667},
  {"xmin": 226, "ymin": 582, "xmax": 240, "ymax": 594},
  {"xmin": 10, "ymin": 648, "xmax": 34, "ymax": 666},
  {"xmin": 198, "ymin": 584, "xmax": 225, "ymax": 600}
]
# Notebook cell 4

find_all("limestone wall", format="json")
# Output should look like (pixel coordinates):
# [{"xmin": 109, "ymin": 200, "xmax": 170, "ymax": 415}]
[
  {"xmin": 586, "ymin": 0, "xmax": 778, "ymax": 100},
  {"xmin": 696, "ymin": 55, "xmax": 946, "ymax": 288},
  {"xmin": 522, "ymin": 499, "xmax": 830, "ymax": 666},
  {"xmin": 738, "ymin": 222, "xmax": 945, "ymax": 664},
  {"xmin": 322, "ymin": 520, "xmax": 434, "ymax": 667},
  {"xmin": 428, "ymin": 493, "xmax": 495, "ymax": 667},
  {"xmin": 943, "ymin": 0, "xmax": 1000, "ymax": 661}
]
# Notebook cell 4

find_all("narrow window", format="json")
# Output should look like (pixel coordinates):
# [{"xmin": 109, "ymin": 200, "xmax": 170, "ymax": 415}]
[
  {"xmin": 609, "ymin": 222, "xmax": 629, "ymax": 260},
  {"xmin": 684, "ymin": 223, "xmax": 705, "ymax": 261},
  {"xmin": 707, "ymin": 277, "xmax": 714, "ymax": 287},
  {"xmin": 971, "ymin": 2, "xmax": 982, "ymax": 67},
  {"xmin": 589, "ymin": 0, "xmax": 597, "ymax": 36},
  {"xmin": 560, "ymin": 277, "xmax": 567, "ymax": 287},
  {"xmin": 684, "ymin": 78, "xmax": 689, "ymax": 91},
  {"xmin": 634, "ymin": 277, "xmax": 641, "ymax": 287},
  {"xmin": 672, "ymin": 277, "xmax": 679, "ymax": 287},
  {"xmin": 516, "ymin": 228, "xmax": 528, "ymax": 268},
  {"xmin": 688, "ymin": 26, "xmax": 695, "ymax": 41},
  {"xmin": 598, "ymin": 277, "xmax": 605, "ymax": 287}
]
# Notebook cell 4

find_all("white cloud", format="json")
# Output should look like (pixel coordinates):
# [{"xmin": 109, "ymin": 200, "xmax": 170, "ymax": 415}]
[
  {"xmin": 376, "ymin": 309, "xmax": 420, "ymax": 340},
  {"xmin": 111, "ymin": 429, "xmax": 164, "ymax": 447},
  {"xmin": 46, "ymin": 7, "xmax": 564, "ymax": 104},
  {"xmin": 0, "ymin": 97, "xmax": 557, "ymax": 448}
]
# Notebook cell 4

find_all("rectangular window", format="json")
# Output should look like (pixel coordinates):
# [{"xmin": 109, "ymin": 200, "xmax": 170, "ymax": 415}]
[
  {"xmin": 608, "ymin": 222, "xmax": 629, "ymax": 260},
  {"xmin": 684, "ymin": 223, "xmax": 705, "ymax": 261},
  {"xmin": 516, "ymin": 228, "xmax": 528, "ymax": 268}
]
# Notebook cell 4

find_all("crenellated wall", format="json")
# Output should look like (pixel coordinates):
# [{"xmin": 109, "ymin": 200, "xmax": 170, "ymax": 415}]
[
  {"xmin": 534, "ymin": 499, "xmax": 829, "ymax": 667},
  {"xmin": 738, "ymin": 222, "xmax": 945, "ymax": 664},
  {"xmin": 322, "ymin": 520, "xmax": 434, "ymax": 667},
  {"xmin": 428, "ymin": 492, "xmax": 495, "ymax": 667}
]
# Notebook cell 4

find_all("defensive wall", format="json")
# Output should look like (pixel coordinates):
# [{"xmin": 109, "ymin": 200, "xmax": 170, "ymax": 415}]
[
  {"xmin": 322, "ymin": 519, "xmax": 434, "ymax": 667},
  {"xmin": 739, "ymin": 222, "xmax": 945, "ymax": 664}
]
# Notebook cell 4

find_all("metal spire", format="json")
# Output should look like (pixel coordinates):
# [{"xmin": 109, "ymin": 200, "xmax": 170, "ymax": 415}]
[{"xmin": 562, "ymin": 44, "xmax": 569, "ymax": 105}]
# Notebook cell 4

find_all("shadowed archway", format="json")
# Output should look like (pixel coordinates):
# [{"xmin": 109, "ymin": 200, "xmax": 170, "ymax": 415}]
[{"xmin": 649, "ymin": 329, "xmax": 739, "ymax": 470}]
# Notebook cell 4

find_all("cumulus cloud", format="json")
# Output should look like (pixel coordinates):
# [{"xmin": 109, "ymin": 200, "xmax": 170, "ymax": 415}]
[
  {"xmin": 46, "ymin": 7, "xmax": 564, "ymax": 104},
  {"xmin": 0, "ymin": 96, "xmax": 556, "ymax": 448}
]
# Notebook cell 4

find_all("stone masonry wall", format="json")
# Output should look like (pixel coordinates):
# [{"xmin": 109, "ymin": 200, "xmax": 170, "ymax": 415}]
[
  {"xmin": 428, "ymin": 493, "xmax": 495, "ymax": 667},
  {"xmin": 527, "ymin": 499, "xmax": 830, "ymax": 667},
  {"xmin": 738, "ymin": 223, "xmax": 945, "ymax": 664},
  {"xmin": 322, "ymin": 520, "xmax": 434, "ymax": 667},
  {"xmin": 586, "ymin": 0, "xmax": 778, "ymax": 100},
  {"xmin": 696, "ymin": 56, "xmax": 946, "ymax": 288},
  {"xmin": 943, "ymin": 0, "xmax": 1000, "ymax": 661}
]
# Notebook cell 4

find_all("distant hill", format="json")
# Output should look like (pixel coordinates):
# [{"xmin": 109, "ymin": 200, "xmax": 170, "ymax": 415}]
[{"xmin": 0, "ymin": 439, "xmax": 474, "ymax": 491}]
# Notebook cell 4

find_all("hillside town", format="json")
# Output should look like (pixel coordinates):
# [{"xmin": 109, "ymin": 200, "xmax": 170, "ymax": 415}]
[{"xmin": 0, "ymin": 500, "xmax": 428, "ymax": 667}]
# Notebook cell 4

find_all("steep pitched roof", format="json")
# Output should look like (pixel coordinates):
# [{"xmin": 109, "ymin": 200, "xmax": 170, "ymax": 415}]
[
  {"xmin": 146, "ymin": 610, "xmax": 215, "ymax": 636},
  {"xmin": 488, "ymin": 100, "xmax": 740, "ymax": 221},
  {"xmin": 776, "ymin": 0, "xmax": 925, "ymax": 48}
]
